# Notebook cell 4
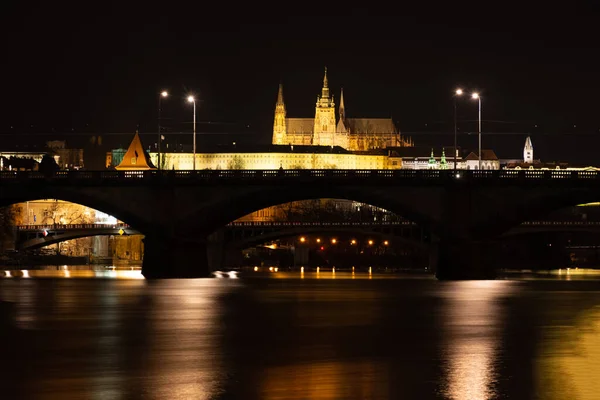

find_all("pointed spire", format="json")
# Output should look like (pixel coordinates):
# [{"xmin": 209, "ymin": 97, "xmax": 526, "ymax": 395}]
[
  {"xmin": 441, "ymin": 148, "xmax": 448, "ymax": 169},
  {"xmin": 429, "ymin": 148, "xmax": 436, "ymax": 167},
  {"xmin": 524, "ymin": 135, "xmax": 533, "ymax": 163},
  {"xmin": 276, "ymin": 83, "xmax": 284, "ymax": 105},
  {"xmin": 320, "ymin": 66, "xmax": 330, "ymax": 100},
  {"xmin": 339, "ymin": 87, "xmax": 345, "ymax": 120}
]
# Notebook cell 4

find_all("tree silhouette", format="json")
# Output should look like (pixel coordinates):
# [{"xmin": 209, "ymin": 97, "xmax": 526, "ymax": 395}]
[{"xmin": 38, "ymin": 154, "xmax": 59, "ymax": 175}]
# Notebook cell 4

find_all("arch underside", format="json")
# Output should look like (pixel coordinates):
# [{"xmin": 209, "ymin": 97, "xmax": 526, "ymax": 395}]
[
  {"xmin": 226, "ymin": 226, "xmax": 428, "ymax": 251},
  {"xmin": 188, "ymin": 185, "xmax": 441, "ymax": 237},
  {"xmin": 0, "ymin": 187, "xmax": 148, "ymax": 233},
  {"xmin": 18, "ymin": 229, "xmax": 141, "ymax": 250}
]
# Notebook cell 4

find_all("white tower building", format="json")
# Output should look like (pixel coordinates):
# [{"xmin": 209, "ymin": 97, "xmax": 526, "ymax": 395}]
[{"xmin": 524, "ymin": 136, "xmax": 533, "ymax": 164}]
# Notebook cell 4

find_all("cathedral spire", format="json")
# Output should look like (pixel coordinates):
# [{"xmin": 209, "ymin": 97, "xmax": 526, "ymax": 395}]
[
  {"xmin": 339, "ymin": 87, "xmax": 345, "ymax": 120},
  {"xmin": 272, "ymin": 83, "xmax": 287, "ymax": 145},
  {"xmin": 276, "ymin": 83, "xmax": 285, "ymax": 106},
  {"xmin": 321, "ymin": 66, "xmax": 330, "ymax": 99}
]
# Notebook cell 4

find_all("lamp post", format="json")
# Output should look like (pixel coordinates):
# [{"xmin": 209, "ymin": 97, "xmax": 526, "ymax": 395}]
[
  {"xmin": 158, "ymin": 91, "xmax": 168, "ymax": 170},
  {"xmin": 453, "ymin": 89, "xmax": 463, "ymax": 172},
  {"xmin": 187, "ymin": 95, "xmax": 196, "ymax": 170},
  {"xmin": 472, "ymin": 92, "xmax": 482, "ymax": 169}
]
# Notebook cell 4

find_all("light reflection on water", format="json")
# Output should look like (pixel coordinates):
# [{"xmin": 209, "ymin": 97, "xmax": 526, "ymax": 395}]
[
  {"xmin": 437, "ymin": 281, "xmax": 515, "ymax": 400},
  {"xmin": 1, "ymin": 272, "xmax": 600, "ymax": 399}
]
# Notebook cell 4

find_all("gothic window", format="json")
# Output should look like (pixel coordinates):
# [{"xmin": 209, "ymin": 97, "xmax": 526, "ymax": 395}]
[
  {"xmin": 131, "ymin": 157, "xmax": 137, "ymax": 165},
  {"xmin": 323, "ymin": 125, "xmax": 327, "ymax": 131}
]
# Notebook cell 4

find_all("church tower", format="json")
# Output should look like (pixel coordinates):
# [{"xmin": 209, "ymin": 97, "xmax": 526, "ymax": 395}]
[
  {"xmin": 272, "ymin": 83, "xmax": 287, "ymax": 145},
  {"xmin": 313, "ymin": 67, "xmax": 336, "ymax": 146},
  {"xmin": 339, "ymin": 87, "xmax": 346, "ymax": 121},
  {"xmin": 523, "ymin": 136, "xmax": 533, "ymax": 163}
]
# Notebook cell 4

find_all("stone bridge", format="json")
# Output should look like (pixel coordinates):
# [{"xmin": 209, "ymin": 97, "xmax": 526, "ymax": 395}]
[
  {"xmin": 1, "ymin": 169, "xmax": 599, "ymax": 279},
  {"xmin": 14, "ymin": 223, "xmax": 141, "ymax": 250}
]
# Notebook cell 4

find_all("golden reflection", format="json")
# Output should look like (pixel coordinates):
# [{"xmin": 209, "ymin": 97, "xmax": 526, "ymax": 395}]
[
  {"xmin": 536, "ymin": 306, "xmax": 600, "ymax": 399},
  {"xmin": 260, "ymin": 360, "xmax": 387, "ymax": 399},
  {"xmin": 0, "ymin": 268, "xmax": 144, "ymax": 279},
  {"xmin": 439, "ymin": 281, "xmax": 514, "ymax": 400},
  {"xmin": 145, "ymin": 280, "xmax": 238, "ymax": 399}
]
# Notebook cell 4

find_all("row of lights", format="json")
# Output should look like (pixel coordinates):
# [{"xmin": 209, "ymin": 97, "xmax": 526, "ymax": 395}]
[{"xmin": 299, "ymin": 237, "xmax": 388, "ymax": 246}]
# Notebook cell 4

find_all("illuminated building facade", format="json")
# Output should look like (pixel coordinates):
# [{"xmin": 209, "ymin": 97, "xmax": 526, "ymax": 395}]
[
  {"xmin": 272, "ymin": 68, "xmax": 413, "ymax": 150},
  {"xmin": 149, "ymin": 145, "xmax": 401, "ymax": 170}
]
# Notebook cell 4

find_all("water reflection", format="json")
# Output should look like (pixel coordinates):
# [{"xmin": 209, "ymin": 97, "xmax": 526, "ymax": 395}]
[
  {"xmin": 437, "ymin": 281, "xmax": 515, "ymax": 400},
  {"xmin": 536, "ymin": 299, "xmax": 600, "ymax": 399},
  {"xmin": 2, "ymin": 273, "xmax": 600, "ymax": 398},
  {"xmin": 261, "ymin": 360, "xmax": 387, "ymax": 399}
]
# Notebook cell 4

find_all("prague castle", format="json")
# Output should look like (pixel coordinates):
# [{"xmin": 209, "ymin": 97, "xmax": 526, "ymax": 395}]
[{"xmin": 273, "ymin": 68, "xmax": 413, "ymax": 151}]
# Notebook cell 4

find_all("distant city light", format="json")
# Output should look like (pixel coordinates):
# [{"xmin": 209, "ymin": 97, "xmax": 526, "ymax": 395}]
[
  {"xmin": 368, "ymin": 240, "xmax": 374, "ymax": 245},
  {"xmin": 316, "ymin": 238, "xmax": 321, "ymax": 243},
  {"xmin": 351, "ymin": 239, "xmax": 357, "ymax": 245},
  {"xmin": 472, "ymin": 92, "xmax": 480, "ymax": 99},
  {"xmin": 383, "ymin": 240, "xmax": 389, "ymax": 246},
  {"xmin": 187, "ymin": 95, "xmax": 195, "ymax": 103},
  {"xmin": 331, "ymin": 238, "xmax": 337, "ymax": 244},
  {"xmin": 455, "ymin": 89, "xmax": 463, "ymax": 95},
  {"xmin": 300, "ymin": 237, "xmax": 306, "ymax": 243},
  {"xmin": 161, "ymin": 91, "xmax": 168, "ymax": 97}
]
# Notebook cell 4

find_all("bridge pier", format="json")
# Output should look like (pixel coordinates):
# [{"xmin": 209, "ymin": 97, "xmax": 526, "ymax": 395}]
[
  {"xmin": 434, "ymin": 240, "xmax": 496, "ymax": 280},
  {"xmin": 141, "ymin": 236, "xmax": 211, "ymax": 279}
]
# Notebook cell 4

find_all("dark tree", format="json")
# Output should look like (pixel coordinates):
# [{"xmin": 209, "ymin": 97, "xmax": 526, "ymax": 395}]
[{"xmin": 38, "ymin": 154, "xmax": 59, "ymax": 175}]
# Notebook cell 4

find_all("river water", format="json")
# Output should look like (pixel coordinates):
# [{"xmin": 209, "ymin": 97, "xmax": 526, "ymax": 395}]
[{"xmin": 1, "ymin": 269, "xmax": 600, "ymax": 399}]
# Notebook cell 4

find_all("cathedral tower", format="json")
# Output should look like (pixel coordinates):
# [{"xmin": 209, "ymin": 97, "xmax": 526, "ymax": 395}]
[
  {"xmin": 313, "ymin": 67, "xmax": 336, "ymax": 146},
  {"xmin": 523, "ymin": 136, "xmax": 533, "ymax": 163},
  {"xmin": 273, "ymin": 83, "xmax": 287, "ymax": 145},
  {"xmin": 339, "ymin": 87, "xmax": 346, "ymax": 121}
]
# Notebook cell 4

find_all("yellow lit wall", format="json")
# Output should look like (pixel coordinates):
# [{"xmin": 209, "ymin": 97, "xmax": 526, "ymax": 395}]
[{"xmin": 149, "ymin": 152, "xmax": 399, "ymax": 170}]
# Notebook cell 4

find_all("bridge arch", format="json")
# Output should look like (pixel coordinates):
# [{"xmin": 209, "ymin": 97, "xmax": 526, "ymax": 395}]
[
  {"xmin": 16, "ymin": 226, "xmax": 141, "ymax": 251},
  {"xmin": 225, "ymin": 225, "xmax": 429, "ymax": 252},
  {"xmin": 0, "ymin": 191, "xmax": 148, "ymax": 233},
  {"xmin": 491, "ymin": 188, "xmax": 600, "ymax": 236},
  {"xmin": 185, "ymin": 186, "xmax": 442, "ymax": 237}
]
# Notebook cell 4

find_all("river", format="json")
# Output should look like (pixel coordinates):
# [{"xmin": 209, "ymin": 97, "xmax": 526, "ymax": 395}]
[{"xmin": 1, "ymin": 269, "xmax": 600, "ymax": 399}]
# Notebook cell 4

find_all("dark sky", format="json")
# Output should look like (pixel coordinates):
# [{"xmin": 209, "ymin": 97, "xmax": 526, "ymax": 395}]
[{"xmin": 2, "ymin": 4, "xmax": 600, "ymax": 164}]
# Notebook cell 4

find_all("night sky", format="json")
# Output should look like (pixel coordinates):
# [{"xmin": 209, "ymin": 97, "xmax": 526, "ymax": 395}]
[{"xmin": 2, "ymin": 5, "xmax": 600, "ymax": 165}]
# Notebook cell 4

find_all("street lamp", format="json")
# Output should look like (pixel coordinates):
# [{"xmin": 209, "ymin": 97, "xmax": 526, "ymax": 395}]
[
  {"xmin": 453, "ymin": 89, "xmax": 464, "ymax": 171},
  {"xmin": 158, "ymin": 91, "xmax": 168, "ymax": 170},
  {"xmin": 187, "ymin": 95, "xmax": 196, "ymax": 170},
  {"xmin": 472, "ymin": 92, "xmax": 482, "ymax": 169}
]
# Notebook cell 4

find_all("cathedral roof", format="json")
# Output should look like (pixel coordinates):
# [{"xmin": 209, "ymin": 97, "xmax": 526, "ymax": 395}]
[
  {"xmin": 286, "ymin": 118, "xmax": 314, "ymax": 134},
  {"xmin": 344, "ymin": 118, "xmax": 397, "ymax": 134},
  {"xmin": 115, "ymin": 131, "xmax": 156, "ymax": 170}
]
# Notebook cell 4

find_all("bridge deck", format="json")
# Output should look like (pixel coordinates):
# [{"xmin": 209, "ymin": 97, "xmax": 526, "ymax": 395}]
[{"xmin": 1, "ymin": 169, "xmax": 599, "ymax": 185}]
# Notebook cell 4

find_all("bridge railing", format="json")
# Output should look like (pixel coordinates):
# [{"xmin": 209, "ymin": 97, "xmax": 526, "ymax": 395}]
[
  {"xmin": 2, "ymin": 169, "xmax": 598, "ymax": 182},
  {"xmin": 16, "ymin": 223, "xmax": 130, "ymax": 231},
  {"xmin": 520, "ymin": 221, "xmax": 600, "ymax": 226},
  {"xmin": 227, "ymin": 221, "xmax": 417, "ymax": 227}
]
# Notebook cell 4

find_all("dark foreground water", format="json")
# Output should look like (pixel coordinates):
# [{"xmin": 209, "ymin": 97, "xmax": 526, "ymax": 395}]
[{"xmin": 1, "ymin": 271, "xmax": 600, "ymax": 399}]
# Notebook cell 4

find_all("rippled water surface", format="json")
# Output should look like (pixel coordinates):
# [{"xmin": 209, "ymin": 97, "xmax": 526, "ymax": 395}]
[{"xmin": 1, "ymin": 270, "xmax": 600, "ymax": 399}]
